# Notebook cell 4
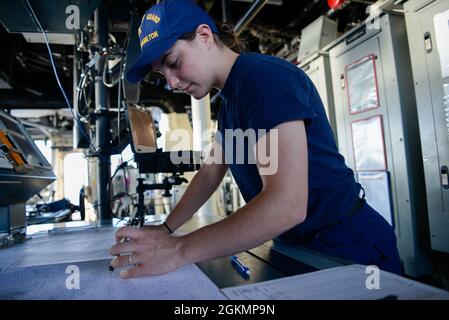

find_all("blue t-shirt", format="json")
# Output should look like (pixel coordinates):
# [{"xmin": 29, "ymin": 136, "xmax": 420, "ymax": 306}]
[{"xmin": 217, "ymin": 53, "xmax": 362, "ymax": 238}]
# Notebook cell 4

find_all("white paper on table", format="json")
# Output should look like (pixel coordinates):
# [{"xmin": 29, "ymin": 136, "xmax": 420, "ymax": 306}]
[
  {"xmin": 0, "ymin": 259, "xmax": 227, "ymax": 300},
  {"xmin": 0, "ymin": 227, "xmax": 117, "ymax": 272},
  {"xmin": 221, "ymin": 264, "xmax": 449, "ymax": 300}
]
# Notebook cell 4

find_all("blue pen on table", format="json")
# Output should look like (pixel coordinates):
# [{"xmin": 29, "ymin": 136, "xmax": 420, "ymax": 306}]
[{"xmin": 231, "ymin": 255, "xmax": 250, "ymax": 277}]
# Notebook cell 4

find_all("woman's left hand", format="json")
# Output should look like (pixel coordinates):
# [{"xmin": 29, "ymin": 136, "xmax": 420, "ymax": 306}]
[{"xmin": 108, "ymin": 225, "xmax": 185, "ymax": 279}]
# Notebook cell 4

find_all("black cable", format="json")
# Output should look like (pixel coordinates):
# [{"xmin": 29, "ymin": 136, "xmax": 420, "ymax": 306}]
[
  {"xmin": 74, "ymin": 192, "xmax": 138, "ymax": 218},
  {"xmin": 106, "ymin": 159, "xmax": 133, "ymax": 197},
  {"xmin": 122, "ymin": 164, "xmax": 130, "ymax": 196},
  {"xmin": 23, "ymin": 2, "xmax": 146, "ymax": 225},
  {"xmin": 106, "ymin": 158, "xmax": 136, "ymax": 217},
  {"xmin": 24, "ymin": 0, "xmax": 109, "ymax": 163},
  {"xmin": 116, "ymin": 17, "xmax": 132, "ymax": 167}
]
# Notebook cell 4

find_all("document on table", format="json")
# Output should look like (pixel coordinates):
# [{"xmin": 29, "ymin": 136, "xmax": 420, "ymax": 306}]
[
  {"xmin": 0, "ymin": 227, "xmax": 117, "ymax": 272},
  {"xmin": 0, "ymin": 259, "xmax": 226, "ymax": 300},
  {"xmin": 0, "ymin": 226, "xmax": 190, "ymax": 271},
  {"xmin": 221, "ymin": 264, "xmax": 449, "ymax": 300}
]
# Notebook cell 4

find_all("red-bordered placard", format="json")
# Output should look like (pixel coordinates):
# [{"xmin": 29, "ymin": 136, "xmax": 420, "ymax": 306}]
[{"xmin": 345, "ymin": 54, "xmax": 380, "ymax": 115}]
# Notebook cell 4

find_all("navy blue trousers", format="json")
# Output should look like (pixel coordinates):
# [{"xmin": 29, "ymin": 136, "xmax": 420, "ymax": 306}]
[{"xmin": 298, "ymin": 202, "xmax": 402, "ymax": 275}]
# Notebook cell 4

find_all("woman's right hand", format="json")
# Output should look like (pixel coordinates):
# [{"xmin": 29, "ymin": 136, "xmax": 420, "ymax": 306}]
[{"xmin": 108, "ymin": 224, "xmax": 187, "ymax": 278}]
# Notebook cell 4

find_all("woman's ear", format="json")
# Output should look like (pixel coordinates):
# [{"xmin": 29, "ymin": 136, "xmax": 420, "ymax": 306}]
[{"xmin": 195, "ymin": 24, "xmax": 215, "ymax": 48}]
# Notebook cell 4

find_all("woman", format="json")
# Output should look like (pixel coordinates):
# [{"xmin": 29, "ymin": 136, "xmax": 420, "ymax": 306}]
[{"xmin": 109, "ymin": 0, "xmax": 401, "ymax": 278}]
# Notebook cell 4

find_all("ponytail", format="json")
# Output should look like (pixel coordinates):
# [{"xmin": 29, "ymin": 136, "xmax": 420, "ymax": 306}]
[
  {"xmin": 214, "ymin": 23, "xmax": 246, "ymax": 54},
  {"xmin": 179, "ymin": 23, "xmax": 246, "ymax": 54}
]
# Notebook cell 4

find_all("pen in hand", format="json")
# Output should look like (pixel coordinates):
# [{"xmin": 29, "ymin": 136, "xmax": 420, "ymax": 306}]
[
  {"xmin": 109, "ymin": 212, "xmax": 142, "ymax": 273},
  {"xmin": 109, "ymin": 236, "xmax": 128, "ymax": 272},
  {"xmin": 231, "ymin": 255, "xmax": 250, "ymax": 278}
]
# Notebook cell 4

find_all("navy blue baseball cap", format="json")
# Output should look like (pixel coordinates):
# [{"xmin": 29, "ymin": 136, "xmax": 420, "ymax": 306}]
[{"xmin": 126, "ymin": 0, "xmax": 218, "ymax": 83}]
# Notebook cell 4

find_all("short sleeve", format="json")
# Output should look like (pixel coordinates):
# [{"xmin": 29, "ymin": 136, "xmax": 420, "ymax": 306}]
[{"xmin": 240, "ymin": 60, "xmax": 317, "ymax": 134}]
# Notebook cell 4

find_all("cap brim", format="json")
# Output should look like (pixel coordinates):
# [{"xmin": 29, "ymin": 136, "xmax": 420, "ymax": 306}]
[{"xmin": 125, "ymin": 37, "xmax": 178, "ymax": 83}]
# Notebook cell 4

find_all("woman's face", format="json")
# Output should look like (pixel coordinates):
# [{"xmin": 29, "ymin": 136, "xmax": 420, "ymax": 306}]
[{"xmin": 151, "ymin": 31, "xmax": 216, "ymax": 100}]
